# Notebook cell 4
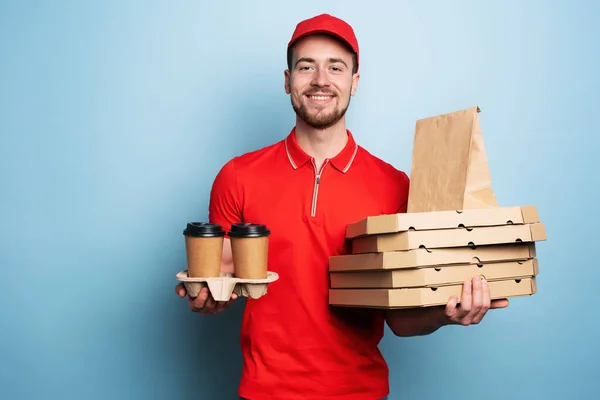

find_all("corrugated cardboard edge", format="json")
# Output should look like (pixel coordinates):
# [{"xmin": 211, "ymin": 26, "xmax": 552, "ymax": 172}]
[
  {"xmin": 330, "ymin": 243, "xmax": 537, "ymax": 272},
  {"xmin": 529, "ymin": 222, "xmax": 547, "ymax": 241},
  {"xmin": 345, "ymin": 214, "xmax": 397, "ymax": 239},
  {"xmin": 329, "ymin": 243, "xmax": 537, "ymax": 272},
  {"xmin": 329, "ymin": 258, "xmax": 539, "ymax": 289},
  {"xmin": 176, "ymin": 270, "xmax": 279, "ymax": 301},
  {"xmin": 351, "ymin": 223, "xmax": 547, "ymax": 254},
  {"xmin": 345, "ymin": 205, "xmax": 541, "ymax": 239},
  {"xmin": 520, "ymin": 205, "xmax": 540, "ymax": 224},
  {"xmin": 329, "ymin": 276, "xmax": 536, "ymax": 309}
]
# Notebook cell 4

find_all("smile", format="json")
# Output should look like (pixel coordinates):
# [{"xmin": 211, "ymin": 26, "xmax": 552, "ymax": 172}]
[{"xmin": 306, "ymin": 95, "xmax": 334, "ymax": 101}]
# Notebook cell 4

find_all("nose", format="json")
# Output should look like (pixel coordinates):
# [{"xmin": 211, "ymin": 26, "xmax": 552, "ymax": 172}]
[{"xmin": 311, "ymin": 67, "xmax": 330, "ymax": 88}]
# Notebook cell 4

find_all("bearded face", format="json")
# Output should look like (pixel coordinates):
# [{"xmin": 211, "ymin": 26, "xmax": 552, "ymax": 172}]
[
  {"xmin": 285, "ymin": 35, "xmax": 358, "ymax": 130},
  {"xmin": 290, "ymin": 85, "xmax": 351, "ymax": 130}
]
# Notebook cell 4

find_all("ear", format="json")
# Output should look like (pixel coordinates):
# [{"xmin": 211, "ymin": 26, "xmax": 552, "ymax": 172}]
[
  {"xmin": 284, "ymin": 70, "xmax": 291, "ymax": 94},
  {"xmin": 350, "ymin": 72, "xmax": 360, "ymax": 96}
]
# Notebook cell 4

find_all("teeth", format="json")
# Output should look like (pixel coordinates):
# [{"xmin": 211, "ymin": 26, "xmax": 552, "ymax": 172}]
[{"xmin": 309, "ymin": 95, "xmax": 331, "ymax": 101}]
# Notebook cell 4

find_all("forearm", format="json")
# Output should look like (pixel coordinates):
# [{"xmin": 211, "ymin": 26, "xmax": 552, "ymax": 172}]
[{"xmin": 385, "ymin": 306, "xmax": 449, "ymax": 337}]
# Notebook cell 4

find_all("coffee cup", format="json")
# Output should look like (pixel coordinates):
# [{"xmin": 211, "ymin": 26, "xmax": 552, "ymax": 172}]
[
  {"xmin": 228, "ymin": 223, "xmax": 270, "ymax": 279},
  {"xmin": 183, "ymin": 222, "xmax": 225, "ymax": 278}
]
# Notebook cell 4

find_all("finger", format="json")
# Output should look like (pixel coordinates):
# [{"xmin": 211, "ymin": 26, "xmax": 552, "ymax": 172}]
[
  {"xmin": 200, "ymin": 295, "xmax": 238, "ymax": 315},
  {"xmin": 175, "ymin": 283, "xmax": 187, "ymax": 298},
  {"xmin": 188, "ymin": 296, "xmax": 199, "ymax": 312},
  {"xmin": 491, "ymin": 298, "xmax": 509, "ymax": 309},
  {"xmin": 467, "ymin": 275, "xmax": 484, "ymax": 322},
  {"xmin": 189, "ymin": 287, "xmax": 209, "ymax": 311},
  {"xmin": 213, "ymin": 292, "xmax": 238, "ymax": 306},
  {"xmin": 200, "ymin": 300, "xmax": 228, "ymax": 315},
  {"xmin": 220, "ymin": 296, "xmax": 238, "ymax": 310},
  {"xmin": 455, "ymin": 280, "xmax": 472, "ymax": 321},
  {"xmin": 211, "ymin": 300, "xmax": 228, "ymax": 311},
  {"xmin": 472, "ymin": 277, "xmax": 491, "ymax": 324},
  {"xmin": 203, "ymin": 293, "xmax": 217, "ymax": 310},
  {"xmin": 204, "ymin": 300, "xmax": 230, "ymax": 314},
  {"xmin": 445, "ymin": 296, "xmax": 459, "ymax": 321}
]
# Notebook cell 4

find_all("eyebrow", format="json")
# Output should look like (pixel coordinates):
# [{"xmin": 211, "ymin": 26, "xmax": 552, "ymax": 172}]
[{"xmin": 294, "ymin": 57, "xmax": 348, "ymax": 68}]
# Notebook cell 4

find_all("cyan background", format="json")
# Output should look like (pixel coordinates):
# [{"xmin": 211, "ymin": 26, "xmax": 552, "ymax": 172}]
[{"xmin": 1, "ymin": 1, "xmax": 598, "ymax": 399}]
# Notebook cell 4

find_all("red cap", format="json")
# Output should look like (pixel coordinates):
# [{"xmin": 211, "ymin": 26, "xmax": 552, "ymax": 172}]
[{"xmin": 288, "ymin": 14, "xmax": 359, "ymax": 71}]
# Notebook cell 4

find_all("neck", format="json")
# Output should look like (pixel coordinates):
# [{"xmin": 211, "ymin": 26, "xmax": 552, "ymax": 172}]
[{"xmin": 294, "ymin": 118, "xmax": 348, "ymax": 170}]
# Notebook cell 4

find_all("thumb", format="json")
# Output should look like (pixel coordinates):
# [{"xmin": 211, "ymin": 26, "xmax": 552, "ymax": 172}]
[{"xmin": 175, "ymin": 283, "xmax": 187, "ymax": 298}]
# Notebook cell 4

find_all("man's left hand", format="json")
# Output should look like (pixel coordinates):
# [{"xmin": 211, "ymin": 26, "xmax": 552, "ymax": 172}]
[{"xmin": 444, "ymin": 275, "xmax": 509, "ymax": 326}]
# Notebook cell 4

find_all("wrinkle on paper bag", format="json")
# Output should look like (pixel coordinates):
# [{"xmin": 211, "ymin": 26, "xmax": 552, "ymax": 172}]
[{"xmin": 407, "ymin": 106, "xmax": 498, "ymax": 213}]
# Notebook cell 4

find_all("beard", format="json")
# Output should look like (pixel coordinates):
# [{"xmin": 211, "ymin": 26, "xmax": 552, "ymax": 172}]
[{"xmin": 291, "ymin": 91, "xmax": 351, "ymax": 130}]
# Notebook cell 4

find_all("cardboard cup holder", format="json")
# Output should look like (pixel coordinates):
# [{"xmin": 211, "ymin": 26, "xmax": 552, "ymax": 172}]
[{"xmin": 176, "ymin": 270, "xmax": 279, "ymax": 301}]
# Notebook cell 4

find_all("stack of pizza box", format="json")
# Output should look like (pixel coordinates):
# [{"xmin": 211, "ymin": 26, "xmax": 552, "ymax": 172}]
[
  {"xmin": 328, "ymin": 106, "xmax": 547, "ymax": 309},
  {"xmin": 328, "ymin": 205, "xmax": 546, "ymax": 309}
]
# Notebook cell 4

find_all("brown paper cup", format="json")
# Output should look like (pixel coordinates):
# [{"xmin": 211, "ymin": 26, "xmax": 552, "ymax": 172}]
[
  {"xmin": 183, "ymin": 222, "xmax": 225, "ymax": 278},
  {"xmin": 228, "ymin": 223, "xmax": 270, "ymax": 280}
]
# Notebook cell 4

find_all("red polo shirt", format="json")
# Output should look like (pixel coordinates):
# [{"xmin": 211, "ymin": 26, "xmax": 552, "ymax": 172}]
[{"xmin": 208, "ymin": 128, "xmax": 410, "ymax": 400}]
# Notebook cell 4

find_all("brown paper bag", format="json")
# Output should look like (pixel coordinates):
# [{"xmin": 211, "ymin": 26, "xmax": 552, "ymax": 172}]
[{"xmin": 407, "ymin": 106, "xmax": 498, "ymax": 213}]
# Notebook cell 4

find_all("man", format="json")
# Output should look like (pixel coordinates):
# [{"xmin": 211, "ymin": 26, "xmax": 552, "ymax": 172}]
[{"xmin": 176, "ymin": 13, "xmax": 509, "ymax": 400}]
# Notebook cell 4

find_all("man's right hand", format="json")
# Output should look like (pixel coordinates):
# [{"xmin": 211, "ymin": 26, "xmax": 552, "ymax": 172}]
[
  {"xmin": 176, "ymin": 283, "xmax": 238, "ymax": 315},
  {"xmin": 176, "ymin": 237, "xmax": 237, "ymax": 315}
]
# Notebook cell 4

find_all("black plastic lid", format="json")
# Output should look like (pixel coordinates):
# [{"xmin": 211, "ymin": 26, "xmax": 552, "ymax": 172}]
[
  {"xmin": 228, "ymin": 223, "xmax": 270, "ymax": 238},
  {"xmin": 183, "ymin": 222, "xmax": 225, "ymax": 237}
]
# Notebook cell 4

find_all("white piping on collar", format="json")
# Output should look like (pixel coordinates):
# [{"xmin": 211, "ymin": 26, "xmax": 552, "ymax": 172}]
[
  {"xmin": 342, "ymin": 143, "xmax": 358, "ymax": 173},
  {"xmin": 284, "ymin": 137, "xmax": 298, "ymax": 169},
  {"xmin": 285, "ymin": 135, "xmax": 358, "ymax": 173}
]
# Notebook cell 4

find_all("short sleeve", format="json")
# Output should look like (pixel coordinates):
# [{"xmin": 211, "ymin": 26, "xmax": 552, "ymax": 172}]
[{"xmin": 208, "ymin": 158, "xmax": 243, "ymax": 235}]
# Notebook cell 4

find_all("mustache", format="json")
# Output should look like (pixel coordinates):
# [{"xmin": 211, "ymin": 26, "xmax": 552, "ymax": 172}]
[{"xmin": 304, "ymin": 89, "xmax": 336, "ymax": 96}]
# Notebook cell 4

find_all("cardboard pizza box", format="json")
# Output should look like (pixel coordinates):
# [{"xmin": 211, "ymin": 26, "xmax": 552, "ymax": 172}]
[
  {"xmin": 329, "ymin": 259, "xmax": 538, "ymax": 289},
  {"xmin": 345, "ymin": 205, "xmax": 539, "ymax": 239},
  {"xmin": 351, "ymin": 223, "xmax": 546, "ymax": 254},
  {"xmin": 329, "ymin": 277, "xmax": 537, "ymax": 309},
  {"xmin": 329, "ymin": 242, "xmax": 535, "ymax": 272}
]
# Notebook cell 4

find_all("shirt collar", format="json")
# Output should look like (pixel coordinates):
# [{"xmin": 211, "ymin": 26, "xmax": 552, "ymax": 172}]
[{"xmin": 284, "ymin": 127, "xmax": 359, "ymax": 173}]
